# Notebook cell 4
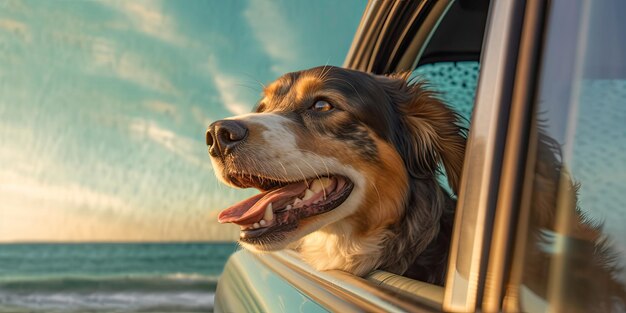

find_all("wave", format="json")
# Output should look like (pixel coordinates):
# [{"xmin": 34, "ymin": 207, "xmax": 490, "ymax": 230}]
[
  {"xmin": 0, "ymin": 274, "xmax": 218, "ymax": 312},
  {"xmin": 0, "ymin": 273, "xmax": 219, "ymax": 293},
  {"xmin": 0, "ymin": 243, "xmax": 234, "ymax": 312},
  {"xmin": 162, "ymin": 272, "xmax": 220, "ymax": 281},
  {"xmin": 0, "ymin": 291, "xmax": 214, "ymax": 313},
  {"xmin": 0, "ymin": 242, "xmax": 239, "ymax": 281}
]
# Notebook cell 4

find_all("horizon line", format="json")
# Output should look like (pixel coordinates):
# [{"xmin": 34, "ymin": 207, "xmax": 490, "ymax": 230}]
[{"xmin": 0, "ymin": 240, "xmax": 237, "ymax": 245}]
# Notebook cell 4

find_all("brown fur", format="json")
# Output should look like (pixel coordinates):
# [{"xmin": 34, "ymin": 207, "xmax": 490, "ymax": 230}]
[{"xmin": 374, "ymin": 74, "xmax": 467, "ymax": 194}]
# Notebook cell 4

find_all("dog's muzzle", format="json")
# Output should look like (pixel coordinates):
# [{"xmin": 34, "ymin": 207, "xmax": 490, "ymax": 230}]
[{"xmin": 206, "ymin": 119, "xmax": 248, "ymax": 157}]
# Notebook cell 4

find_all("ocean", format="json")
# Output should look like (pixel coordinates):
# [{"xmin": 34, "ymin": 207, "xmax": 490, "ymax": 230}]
[{"xmin": 0, "ymin": 242, "xmax": 239, "ymax": 313}]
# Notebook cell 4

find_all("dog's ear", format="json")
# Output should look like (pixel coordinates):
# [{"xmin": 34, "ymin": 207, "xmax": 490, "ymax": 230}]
[{"xmin": 375, "ymin": 74, "xmax": 467, "ymax": 194}]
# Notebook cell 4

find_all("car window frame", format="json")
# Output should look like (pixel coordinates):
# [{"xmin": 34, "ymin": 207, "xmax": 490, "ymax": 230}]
[
  {"xmin": 479, "ymin": 0, "xmax": 548, "ymax": 311},
  {"xmin": 440, "ymin": 0, "xmax": 528, "ymax": 310}
]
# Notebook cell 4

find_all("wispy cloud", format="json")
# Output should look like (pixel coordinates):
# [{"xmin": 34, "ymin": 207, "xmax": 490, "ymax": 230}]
[
  {"xmin": 0, "ymin": 125, "xmax": 131, "ymax": 215},
  {"xmin": 0, "ymin": 18, "xmax": 31, "ymax": 42},
  {"xmin": 211, "ymin": 73, "xmax": 252, "ymax": 115},
  {"xmin": 89, "ymin": 39, "xmax": 178, "ymax": 95},
  {"xmin": 99, "ymin": 0, "xmax": 188, "ymax": 46},
  {"xmin": 143, "ymin": 99, "xmax": 181, "ymax": 123},
  {"xmin": 0, "ymin": 169, "xmax": 132, "ymax": 214},
  {"xmin": 144, "ymin": 100, "xmax": 177, "ymax": 115},
  {"xmin": 243, "ymin": 0, "xmax": 300, "ymax": 75},
  {"xmin": 129, "ymin": 118, "xmax": 210, "ymax": 169},
  {"xmin": 206, "ymin": 56, "xmax": 254, "ymax": 115}
]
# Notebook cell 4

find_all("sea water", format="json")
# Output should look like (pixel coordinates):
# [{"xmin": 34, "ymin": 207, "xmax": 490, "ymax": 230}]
[{"xmin": 0, "ymin": 242, "xmax": 239, "ymax": 312}]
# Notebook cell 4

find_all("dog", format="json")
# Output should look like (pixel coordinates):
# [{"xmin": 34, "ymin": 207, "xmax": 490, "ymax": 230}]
[{"xmin": 206, "ymin": 66, "xmax": 465, "ymax": 285}]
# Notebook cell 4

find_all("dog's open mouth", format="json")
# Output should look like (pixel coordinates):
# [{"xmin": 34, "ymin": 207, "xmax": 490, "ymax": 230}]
[{"xmin": 217, "ymin": 174, "xmax": 354, "ymax": 241}]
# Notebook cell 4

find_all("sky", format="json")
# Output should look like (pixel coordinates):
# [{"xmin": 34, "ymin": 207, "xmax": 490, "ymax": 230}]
[{"xmin": 0, "ymin": 0, "xmax": 366, "ymax": 242}]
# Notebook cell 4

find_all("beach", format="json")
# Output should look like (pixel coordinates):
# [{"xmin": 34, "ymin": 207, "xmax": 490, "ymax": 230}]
[{"xmin": 0, "ymin": 242, "xmax": 238, "ymax": 312}]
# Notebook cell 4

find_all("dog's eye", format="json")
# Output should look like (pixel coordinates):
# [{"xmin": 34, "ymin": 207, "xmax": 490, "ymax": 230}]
[{"xmin": 310, "ymin": 100, "xmax": 334, "ymax": 112}]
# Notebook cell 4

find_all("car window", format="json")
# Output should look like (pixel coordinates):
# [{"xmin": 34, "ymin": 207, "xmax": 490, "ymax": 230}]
[{"xmin": 516, "ymin": 0, "xmax": 626, "ymax": 312}]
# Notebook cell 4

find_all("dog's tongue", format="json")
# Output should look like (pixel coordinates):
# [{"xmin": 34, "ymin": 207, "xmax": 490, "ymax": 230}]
[{"xmin": 217, "ymin": 181, "xmax": 308, "ymax": 225}]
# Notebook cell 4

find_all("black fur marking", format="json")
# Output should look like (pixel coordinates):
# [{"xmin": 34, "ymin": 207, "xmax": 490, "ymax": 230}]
[
  {"xmin": 334, "ymin": 121, "xmax": 379, "ymax": 161},
  {"xmin": 316, "ymin": 67, "xmax": 403, "ymax": 143}
]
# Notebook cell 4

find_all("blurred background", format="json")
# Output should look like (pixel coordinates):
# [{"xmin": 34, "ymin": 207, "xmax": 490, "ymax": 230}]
[{"xmin": 0, "ymin": 0, "xmax": 366, "ymax": 311}]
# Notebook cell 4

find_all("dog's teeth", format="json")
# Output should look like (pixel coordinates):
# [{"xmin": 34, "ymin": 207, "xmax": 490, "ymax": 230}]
[
  {"xmin": 260, "ymin": 219, "xmax": 267, "ymax": 226},
  {"xmin": 310, "ymin": 177, "xmax": 332, "ymax": 193},
  {"xmin": 310, "ymin": 180, "xmax": 323, "ymax": 193},
  {"xmin": 264, "ymin": 203, "xmax": 274, "ymax": 221},
  {"xmin": 240, "ymin": 226, "xmax": 247, "ymax": 230},
  {"xmin": 293, "ymin": 198, "xmax": 303, "ymax": 206},
  {"xmin": 303, "ymin": 189, "xmax": 315, "ymax": 200},
  {"xmin": 253, "ymin": 222, "xmax": 260, "ymax": 229},
  {"xmin": 286, "ymin": 204, "xmax": 293, "ymax": 210}
]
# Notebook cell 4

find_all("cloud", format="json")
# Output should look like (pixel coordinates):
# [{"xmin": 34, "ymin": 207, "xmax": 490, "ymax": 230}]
[
  {"xmin": 99, "ymin": 0, "xmax": 188, "ymax": 46},
  {"xmin": 143, "ymin": 100, "xmax": 181, "ymax": 123},
  {"xmin": 144, "ymin": 100, "xmax": 177, "ymax": 115},
  {"xmin": 90, "ymin": 39, "xmax": 178, "ymax": 95},
  {"xmin": 211, "ymin": 74, "xmax": 253, "ymax": 115},
  {"xmin": 129, "ymin": 118, "xmax": 210, "ymax": 169},
  {"xmin": 243, "ymin": 0, "xmax": 300, "ymax": 74},
  {"xmin": 0, "ymin": 172, "xmax": 238, "ymax": 241},
  {"xmin": 205, "ymin": 56, "xmax": 255, "ymax": 115},
  {"xmin": 0, "ymin": 169, "xmax": 132, "ymax": 214},
  {"xmin": 0, "ymin": 18, "xmax": 31, "ymax": 42},
  {"xmin": 115, "ymin": 54, "xmax": 177, "ymax": 94}
]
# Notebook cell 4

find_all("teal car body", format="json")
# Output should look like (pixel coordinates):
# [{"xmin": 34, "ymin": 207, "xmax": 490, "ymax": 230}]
[{"xmin": 216, "ymin": 251, "xmax": 327, "ymax": 313}]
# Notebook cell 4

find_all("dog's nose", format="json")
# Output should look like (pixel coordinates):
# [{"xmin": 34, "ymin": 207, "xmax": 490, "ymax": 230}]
[{"xmin": 206, "ymin": 120, "xmax": 248, "ymax": 157}]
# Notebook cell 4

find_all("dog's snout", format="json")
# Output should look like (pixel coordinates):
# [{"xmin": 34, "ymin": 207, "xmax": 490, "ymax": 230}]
[{"xmin": 206, "ymin": 120, "xmax": 248, "ymax": 157}]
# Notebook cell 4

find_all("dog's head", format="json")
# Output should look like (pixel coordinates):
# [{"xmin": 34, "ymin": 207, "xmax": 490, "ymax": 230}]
[{"xmin": 207, "ymin": 66, "xmax": 465, "ymax": 252}]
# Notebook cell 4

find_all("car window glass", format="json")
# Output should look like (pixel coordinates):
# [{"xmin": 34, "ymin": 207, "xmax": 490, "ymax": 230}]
[{"xmin": 517, "ymin": 1, "xmax": 626, "ymax": 311}]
